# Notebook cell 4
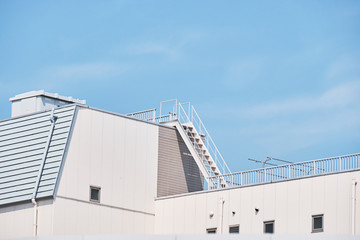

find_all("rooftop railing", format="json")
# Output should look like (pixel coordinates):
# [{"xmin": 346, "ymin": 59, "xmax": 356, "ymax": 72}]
[
  {"xmin": 126, "ymin": 100, "xmax": 231, "ymax": 176},
  {"xmin": 207, "ymin": 153, "xmax": 360, "ymax": 190}
]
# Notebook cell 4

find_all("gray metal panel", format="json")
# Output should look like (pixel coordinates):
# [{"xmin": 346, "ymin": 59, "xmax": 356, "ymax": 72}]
[
  {"xmin": 0, "ymin": 104, "xmax": 76, "ymax": 207},
  {"xmin": 157, "ymin": 126, "xmax": 204, "ymax": 197}
]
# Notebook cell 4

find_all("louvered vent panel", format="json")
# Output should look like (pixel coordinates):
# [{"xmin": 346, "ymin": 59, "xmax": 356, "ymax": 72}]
[{"xmin": 0, "ymin": 105, "xmax": 76, "ymax": 206}]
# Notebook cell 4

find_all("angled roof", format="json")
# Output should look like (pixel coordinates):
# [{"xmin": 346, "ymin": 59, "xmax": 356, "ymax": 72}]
[{"xmin": 0, "ymin": 105, "xmax": 77, "ymax": 206}]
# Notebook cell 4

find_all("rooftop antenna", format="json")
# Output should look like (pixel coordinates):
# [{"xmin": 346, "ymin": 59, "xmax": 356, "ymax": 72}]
[{"xmin": 248, "ymin": 157, "xmax": 293, "ymax": 181}]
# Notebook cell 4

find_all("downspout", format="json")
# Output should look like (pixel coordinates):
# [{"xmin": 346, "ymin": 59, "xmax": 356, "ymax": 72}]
[
  {"xmin": 32, "ymin": 199, "xmax": 38, "ymax": 237},
  {"xmin": 219, "ymin": 198, "xmax": 225, "ymax": 233},
  {"xmin": 31, "ymin": 108, "xmax": 57, "ymax": 237},
  {"xmin": 352, "ymin": 178, "xmax": 357, "ymax": 235}
]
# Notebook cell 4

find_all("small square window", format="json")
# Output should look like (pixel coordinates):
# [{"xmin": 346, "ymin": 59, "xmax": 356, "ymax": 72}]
[
  {"xmin": 229, "ymin": 225, "xmax": 239, "ymax": 233},
  {"xmin": 90, "ymin": 186, "xmax": 100, "ymax": 202},
  {"xmin": 264, "ymin": 221, "xmax": 274, "ymax": 234},
  {"xmin": 312, "ymin": 214, "xmax": 323, "ymax": 233},
  {"xmin": 206, "ymin": 228, "xmax": 217, "ymax": 234}
]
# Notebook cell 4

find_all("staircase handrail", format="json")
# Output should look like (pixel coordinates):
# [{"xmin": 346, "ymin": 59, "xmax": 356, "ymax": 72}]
[{"xmin": 176, "ymin": 102, "xmax": 231, "ymax": 175}]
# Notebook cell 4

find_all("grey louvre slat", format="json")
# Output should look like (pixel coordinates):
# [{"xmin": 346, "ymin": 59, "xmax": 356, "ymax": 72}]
[
  {"xmin": 0, "ymin": 171, "xmax": 39, "ymax": 184},
  {"xmin": 0, "ymin": 159, "xmax": 42, "ymax": 173},
  {"xmin": 53, "ymin": 105, "xmax": 76, "ymax": 113},
  {"xmin": 0, "ymin": 188, "xmax": 34, "ymax": 200},
  {"xmin": 0, "ymin": 131, "xmax": 49, "ymax": 148},
  {"xmin": 0, "ymin": 194, "xmax": 32, "ymax": 205},
  {"xmin": 0, "ymin": 154, "xmax": 43, "ymax": 168},
  {"xmin": 40, "ymin": 173, "xmax": 57, "ymax": 181},
  {"xmin": 42, "ymin": 155, "xmax": 62, "ymax": 164},
  {"xmin": 51, "ymin": 127, "xmax": 69, "ymax": 136},
  {"xmin": 36, "ymin": 184, "xmax": 54, "ymax": 193},
  {"xmin": 54, "ymin": 115, "xmax": 74, "ymax": 124},
  {"xmin": 0, "ymin": 182, "xmax": 36, "ymax": 195},
  {"xmin": 39, "ymin": 178, "xmax": 57, "ymax": 187},
  {"xmin": 49, "ymin": 138, "xmax": 67, "ymax": 147},
  {"xmin": 0, "ymin": 142, "xmax": 47, "ymax": 157},
  {"xmin": 0, "ymin": 112, "xmax": 51, "ymax": 127},
  {"xmin": 0, "ymin": 126, "xmax": 50, "ymax": 142},
  {"xmin": 0, "ymin": 165, "xmax": 40, "ymax": 178},
  {"xmin": 1, "ymin": 120, "xmax": 51, "ymax": 137},
  {"xmin": 54, "ymin": 121, "xmax": 72, "ymax": 130},
  {"xmin": 47, "ymin": 145, "xmax": 65, "ymax": 153},
  {"xmin": 0, "ymin": 137, "xmax": 47, "ymax": 152},
  {"xmin": 46, "ymin": 150, "xmax": 63, "ymax": 158},
  {"xmin": 36, "ymin": 190, "xmax": 53, "ymax": 198},
  {"xmin": 0, "ymin": 148, "xmax": 45, "ymax": 162},
  {"xmin": 42, "ymin": 168, "xmax": 59, "ymax": 176},
  {"xmin": 43, "ymin": 161, "xmax": 61, "ymax": 170},
  {"xmin": 51, "ymin": 132, "xmax": 68, "ymax": 141},
  {"xmin": 0, "ymin": 115, "xmax": 52, "ymax": 132},
  {"xmin": 0, "ymin": 177, "xmax": 37, "ymax": 190}
]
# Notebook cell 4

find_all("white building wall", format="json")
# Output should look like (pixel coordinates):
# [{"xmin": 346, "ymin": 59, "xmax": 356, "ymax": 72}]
[
  {"xmin": 0, "ymin": 107, "xmax": 160, "ymax": 238},
  {"xmin": 155, "ymin": 170, "xmax": 360, "ymax": 234},
  {"xmin": 51, "ymin": 107, "xmax": 159, "ymax": 235}
]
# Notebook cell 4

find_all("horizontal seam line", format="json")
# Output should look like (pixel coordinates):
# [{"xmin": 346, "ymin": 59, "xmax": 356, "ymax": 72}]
[{"xmin": 56, "ymin": 195, "xmax": 155, "ymax": 216}]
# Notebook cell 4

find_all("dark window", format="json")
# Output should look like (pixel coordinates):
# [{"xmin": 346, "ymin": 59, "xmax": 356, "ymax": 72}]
[
  {"xmin": 207, "ymin": 228, "xmax": 217, "ymax": 234},
  {"xmin": 90, "ymin": 186, "xmax": 100, "ymax": 202},
  {"xmin": 229, "ymin": 225, "xmax": 239, "ymax": 233},
  {"xmin": 264, "ymin": 221, "xmax": 274, "ymax": 234},
  {"xmin": 312, "ymin": 215, "xmax": 323, "ymax": 233}
]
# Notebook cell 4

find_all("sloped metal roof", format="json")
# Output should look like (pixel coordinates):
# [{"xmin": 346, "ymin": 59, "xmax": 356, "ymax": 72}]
[{"xmin": 0, "ymin": 105, "xmax": 77, "ymax": 206}]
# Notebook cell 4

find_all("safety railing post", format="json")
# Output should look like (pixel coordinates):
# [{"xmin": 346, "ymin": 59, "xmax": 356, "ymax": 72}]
[
  {"xmin": 339, "ymin": 157, "xmax": 342, "ymax": 171},
  {"xmin": 288, "ymin": 165, "xmax": 291, "ymax": 179},
  {"xmin": 264, "ymin": 169, "xmax": 267, "ymax": 182},
  {"xmin": 313, "ymin": 160, "xmax": 316, "ymax": 175}
]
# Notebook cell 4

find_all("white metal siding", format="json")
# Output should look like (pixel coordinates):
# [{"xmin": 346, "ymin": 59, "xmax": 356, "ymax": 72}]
[{"xmin": 155, "ymin": 170, "xmax": 360, "ymax": 234}]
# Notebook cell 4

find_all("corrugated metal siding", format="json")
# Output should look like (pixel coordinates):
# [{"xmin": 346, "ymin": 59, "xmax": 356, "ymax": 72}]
[
  {"xmin": 157, "ymin": 126, "xmax": 203, "ymax": 197},
  {"xmin": 0, "ymin": 105, "xmax": 76, "ymax": 206}
]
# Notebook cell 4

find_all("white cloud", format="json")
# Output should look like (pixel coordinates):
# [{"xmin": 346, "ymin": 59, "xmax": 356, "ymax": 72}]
[
  {"xmin": 124, "ymin": 31, "xmax": 204, "ymax": 60},
  {"xmin": 206, "ymin": 81, "xmax": 360, "ymax": 156},
  {"xmin": 49, "ymin": 62, "xmax": 130, "ymax": 81},
  {"xmin": 326, "ymin": 56, "xmax": 360, "ymax": 79},
  {"xmin": 127, "ymin": 43, "xmax": 180, "ymax": 59},
  {"xmin": 241, "ymin": 81, "xmax": 360, "ymax": 118}
]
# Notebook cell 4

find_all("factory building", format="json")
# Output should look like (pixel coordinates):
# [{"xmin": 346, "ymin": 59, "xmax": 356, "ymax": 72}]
[{"xmin": 0, "ymin": 91, "xmax": 359, "ymax": 239}]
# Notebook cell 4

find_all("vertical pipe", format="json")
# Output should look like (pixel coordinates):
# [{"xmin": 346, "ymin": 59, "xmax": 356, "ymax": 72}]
[
  {"xmin": 352, "ymin": 178, "xmax": 357, "ymax": 235},
  {"xmin": 32, "ymin": 199, "xmax": 38, "ymax": 236},
  {"xmin": 219, "ymin": 198, "xmax": 225, "ymax": 234}
]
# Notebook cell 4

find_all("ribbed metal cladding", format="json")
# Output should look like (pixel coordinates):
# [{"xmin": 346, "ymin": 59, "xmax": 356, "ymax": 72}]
[
  {"xmin": 0, "ymin": 105, "xmax": 76, "ymax": 206},
  {"xmin": 157, "ymin": 126, "xmax": 204, "ymax": 197}
]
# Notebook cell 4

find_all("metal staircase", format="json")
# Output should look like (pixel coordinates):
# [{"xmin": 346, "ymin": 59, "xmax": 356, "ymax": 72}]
[
  {"xmin": 126, "ymin": 100, "xmax": 231, "ymax": 189},
  {"xmin": 182, "ymin": 123, "xmax": 224, "ymax": 184}
]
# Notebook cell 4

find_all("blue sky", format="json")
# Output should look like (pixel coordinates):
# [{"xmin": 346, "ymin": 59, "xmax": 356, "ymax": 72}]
[{"xmin": 0, "ymin": 1, "xmax": 359, "ymax": 171}]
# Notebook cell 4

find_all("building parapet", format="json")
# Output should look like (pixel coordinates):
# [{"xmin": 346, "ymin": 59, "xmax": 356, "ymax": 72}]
[{"xmin": 208, "ymin": 153, "xmax": 360, "ymax": 190}]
